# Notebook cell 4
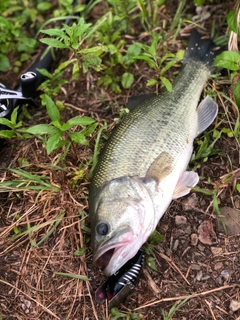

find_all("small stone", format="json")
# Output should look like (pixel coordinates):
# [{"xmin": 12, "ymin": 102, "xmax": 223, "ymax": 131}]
[
  {"xmin": 198, "ymin": 244, "xmax": 205, "ymax": 252},
  {"xmin": 230, "ymin": 299, "xmax": 240, "ymax": 312},
  {"xmin": 221, "ymin": 270, "xmax": 230, "ymax": 281},
  {"xmin": 191, "ymin": 263, "xmax": 201, "ymax": 271},
  {"xmin": 214, "ymin": 262, "xmax": 223, "ymax": 271},
  {"xmin": 215, "ymin": 276, "xmax": 223, "ymax": 285},
  {"xmin": 182, "ymin": 193, "xmax": 198, "ymax": 211},
  {"xmin": 190, "ymin": 233, "xmax": 198, "ymax": 246},
  {"xmin": 211, "ymin": 247, "xmax": 223, "ymax": 255},
  {"xmin": 196, "ymin": 270, "xmax": 203, "ymax": 281},
  {"xmin": 185, "ymin": 224, "xmax": 192, "ymax": 235},
  {"xmin": 234, "ymin": 196, "xmax": 240, "ymax": 209},
  {"xmin": 175, "ymin": 215, "xmax": 187, "ymax": 226},
  {"xmin": 173, "ymin": 239, "xmax": 179, "ymax": 251}
]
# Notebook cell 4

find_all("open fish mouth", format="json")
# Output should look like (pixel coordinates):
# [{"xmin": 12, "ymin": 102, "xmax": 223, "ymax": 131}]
[{"xmin": 93, "ymin": 227, "xmax": 133, "ymax": 272}]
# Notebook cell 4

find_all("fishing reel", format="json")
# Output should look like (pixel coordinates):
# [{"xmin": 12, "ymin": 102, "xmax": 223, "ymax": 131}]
[
  {"xmin": 0, "ymin": 72, "xmax": 39, "ymax": 119},
  {"xmin": 95, "ymin": 249, "xmax": 145, "ymax": 308}
]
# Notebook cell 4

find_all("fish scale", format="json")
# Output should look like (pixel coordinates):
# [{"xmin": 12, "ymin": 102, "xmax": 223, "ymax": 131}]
[{"xmin": 89, "ymin": 30, "xmax": 222, "ymax": 277}]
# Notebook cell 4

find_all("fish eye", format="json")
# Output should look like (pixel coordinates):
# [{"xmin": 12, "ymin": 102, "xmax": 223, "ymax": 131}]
[{"xmin": 96, "ymin": 222, "xmax": 109, "ymax": 236}]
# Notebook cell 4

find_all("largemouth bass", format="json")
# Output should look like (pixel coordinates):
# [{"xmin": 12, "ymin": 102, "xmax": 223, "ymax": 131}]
[{"xmin": 89, "ymin": 30, "xmax": 221, "ymax": 276}]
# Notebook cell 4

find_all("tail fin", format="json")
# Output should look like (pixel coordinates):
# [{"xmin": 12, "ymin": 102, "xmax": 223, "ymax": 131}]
[{"xmin": 183, "ymin": 29, "xmax": 222, "ymax": 67}]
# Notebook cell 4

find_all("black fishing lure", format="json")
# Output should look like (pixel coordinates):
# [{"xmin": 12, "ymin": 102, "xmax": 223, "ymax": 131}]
[{"xmin": 95, "ymin": 249, "xmax": 145, "ymax": 308}]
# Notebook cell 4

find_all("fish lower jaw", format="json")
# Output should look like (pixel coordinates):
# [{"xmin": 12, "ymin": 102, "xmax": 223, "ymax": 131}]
[
  {"xmin": 94, "ymin": 245, "xmax": 127, "ymax": 276},
  {"xmin": 94, "ymin": 248, "xmax": 115, "ymax": 268},
  {"xmin": 93, "ymin": 238, "xmax": 133, "ymax": 274}
]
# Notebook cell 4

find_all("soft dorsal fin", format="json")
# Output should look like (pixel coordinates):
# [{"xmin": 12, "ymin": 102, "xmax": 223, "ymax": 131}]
[
  {"xmin": 145, "ymin": 152, "xmax": 174, "ymax": 183},
  {"xmin": 197, "ymin": 96, "xmax": 218, "ymax": 135}
]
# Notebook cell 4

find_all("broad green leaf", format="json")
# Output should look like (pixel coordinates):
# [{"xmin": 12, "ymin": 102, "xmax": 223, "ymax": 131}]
[
  {"xmin": 24, "ymin": 124, "xmax": 56, "ymax": 135},
  {"xmin": 160, "ymin": 52, "xmax": 176, "ymax": 65},
  {"xmin": 147, "ymin": 78, "xmax": 158, "ymax": 86},
  {"xmin": 10, "ymin": 107, "xmax": 19, "ymax": 126},
  {"xmin": 46, "ymin": 130, "xmax": 62, "ymax": 154},
  {"xmin": 237, "ymin": 183, "xmax": 240, "ymax": 193},
  {"xmin": 127, "ymin": 43, "xmax": 141, "ymax": 57},
  {"xmin": 147, "ymin": 256, "xmax": 158, "ymax": 271},
  {"xmin": 233, "ymin": 78, "xmax": 240, "ymax": 107},
  {"xmin": 78, "ymin": 46, "xmax": 106, "ymax": 54},
  {"xmin": 40, "ymin": 38, "xmax": 69, "ymax": 49},
  {"xmin": 194, "ymin": 0, "xmax": 205, "ymax": 5},
  {"xmin": 0, "ymin": 118, "xmax": 14, "ymax": 128},
  {"xmin": 72, "ymin": 61, "xmax": 79, "ymax": 81},
  {"xmin": 213, "ymin": 51, "xmax": 240, "ymax": 71},
  {"xmin": 133, "ymin": 55, "xmax": 156, "ymax": 69},
  {"xmin": 176, "ymin": 49, "xmax": 185, "ymax": 60},
  {"xmin": 121, "ymin": 72, "xmax": 134, "ymax": 89},
  {"xmin": 58, "ymin": 122, "xmax": 72, "ymax": 131},
  {"xmin": 82, "ymin": 55, "xmax": 102, "ymax": 72},
  {"xmin": 160, "ymin": 76, "xmax": 172, "ymax": 92},
  {"xmin": 107, "ymin": 44, "xmax": 118, "ymax": 55},
  {"xmin": 160, "ymin": 58, "xmax": 178, "ymax": 75},
  {"xmin": 37, "ymin": 68, "xmax": 53, "ymax": 78},
  {"xmin": 58, "ymin": 58, "xmax": 77, "ymax": 72},
  {"xmin": 69, "ymin": 132, "xmax": 88, "ymax": 145},
  {"xmin": 44, "ymin": 94, "xmax": 61, "ymax": 123},
  {"xmin": 40, "ymin": 28, "xmax": 67, "ymax": 38},
  {"xmin": 67, "ymin": 116, "xmax": 95, "ymax": 126},
  {"xmin": 227, "ymin": 10, "xmax": 239, "ymax": 34},
  {"xmin": 0, "ymin": 130, "xmax": 15, "ymax": 138},
  {"xmin": 148, "ymin": 35, "xmax": 161, "ymax": 57},
  {"xmin": 0, "ymin": 54, "xmax": 10, "ymax": 72},
  {"xmin": 80, "ymin": 123, "xmax": 98, "ymax": 136},
  {"xmin": 97, "ymin": 74, "xmax": 112, "ymax": 87},
  {"xmin": 37, "ymin": 2, "xmax": 53, "ymax": 11},
  {"xmin": 69, "ymin": 17, "xmax": 92, "ymax": 38}
]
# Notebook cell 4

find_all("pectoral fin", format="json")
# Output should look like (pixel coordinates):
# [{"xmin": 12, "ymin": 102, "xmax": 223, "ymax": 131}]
[
  {"xmin": 172, "ymin": 171, "xmax": 199, "ymax": 199},
  {"xmin": 197, "ymin": 96, "xmax": 218, "ymax": 135},
  {"xmin": 146, "ymin": 152, "xmax": 174, "ymax": 183}
]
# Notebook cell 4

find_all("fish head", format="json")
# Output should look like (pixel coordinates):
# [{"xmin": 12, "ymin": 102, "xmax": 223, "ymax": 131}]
[{"xmin": 91, "ymin": 176, "xmax": 155, "ymax": 276}]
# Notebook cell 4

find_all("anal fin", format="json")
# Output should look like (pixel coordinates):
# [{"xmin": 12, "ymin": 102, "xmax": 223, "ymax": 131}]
[{"xmin": 173, "ymin": 171, "xmax": 199, "ymax": 199}]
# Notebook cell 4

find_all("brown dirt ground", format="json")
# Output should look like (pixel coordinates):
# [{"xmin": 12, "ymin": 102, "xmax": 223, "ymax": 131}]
[{"xmin": 0, "ymin": 1, "xmax": 240, "ymax": 319}]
